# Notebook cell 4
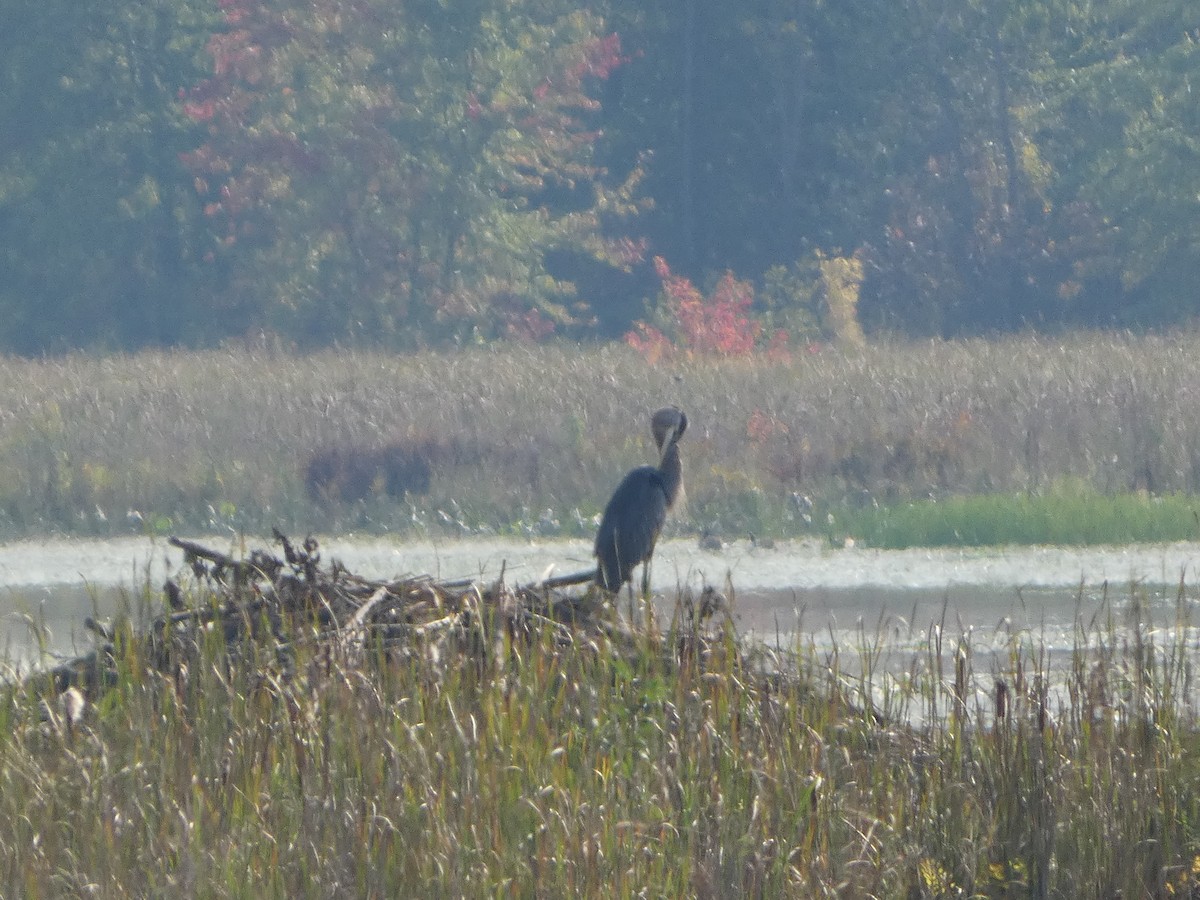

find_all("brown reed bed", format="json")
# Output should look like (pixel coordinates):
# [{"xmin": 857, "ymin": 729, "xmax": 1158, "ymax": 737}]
[{"xmin": 4, "ymin": 332, "xmax": 1200, "ymax": 542}]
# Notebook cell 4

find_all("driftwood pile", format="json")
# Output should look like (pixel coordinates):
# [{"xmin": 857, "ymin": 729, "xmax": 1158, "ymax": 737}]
[{"xmin": 30, "ymin": 531, "xmax": 730, "ymax": 710}]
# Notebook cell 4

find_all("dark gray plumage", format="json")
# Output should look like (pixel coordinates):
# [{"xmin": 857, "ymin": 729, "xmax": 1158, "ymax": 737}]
[{"xmin": 594, "ymin": 406, "xmax": 687, "ymax": 593}]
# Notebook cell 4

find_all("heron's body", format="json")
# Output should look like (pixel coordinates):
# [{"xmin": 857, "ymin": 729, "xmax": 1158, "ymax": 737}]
[{"xmin": 594, "ymin": 407, "xmax": 686, "ymax": 593}]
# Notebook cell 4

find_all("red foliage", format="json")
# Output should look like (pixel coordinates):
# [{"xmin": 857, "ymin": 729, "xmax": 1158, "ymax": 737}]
[
  {"xmin": 746, "ymin": 408, "xmax": 787, "ymax": 444},
  {"xmin": 624, "ymin": 321, "xmax": 673, "ymax": 365},
  {"xmin": 504, "ymin": 308, "xmax": 557, "ymax": 343},
  {"xmin": 610, "ymin": 236, "xmax": 648, "ymax": 268},
  {"xmin": 465, "ymin": 92, "xmax": 483, "ymax": 120},
  {"xmin": 627, "ymin": 256, "xmax": 772, "ymax": 361},
  {"xmin": 182, "ymin": 98, "xmax": 216, "ymax": 122},
  {"xmin": 569, "ymin": 33, "xmax": 626, "ymax": 82},
  {"xmin": 765, "ymin": 328, "xmax": 792, "ymax": 361}
]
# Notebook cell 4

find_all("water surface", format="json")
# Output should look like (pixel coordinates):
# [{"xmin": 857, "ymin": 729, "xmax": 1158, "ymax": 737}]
[{"xmin": 3, "ymin": 535, "xmax": 1199, "ymax": 679}]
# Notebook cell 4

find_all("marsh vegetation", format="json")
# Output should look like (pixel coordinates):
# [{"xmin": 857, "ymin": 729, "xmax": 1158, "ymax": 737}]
[
  {"xmin": 3, "ymin": 334, "xmax": 1200, "ymax": 548},
  {"xmin": 5, "ymin": 335, "xmax": 1200, "ymax": 895},
  {"xmin": 4, "ymin": 540, "xmax": 1200, "ymax": 897}
]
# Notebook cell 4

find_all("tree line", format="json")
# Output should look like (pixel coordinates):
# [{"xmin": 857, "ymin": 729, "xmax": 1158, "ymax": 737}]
[{"xmin": 1, "ymin": 0, "xmax": 1197, "ymax": 354}]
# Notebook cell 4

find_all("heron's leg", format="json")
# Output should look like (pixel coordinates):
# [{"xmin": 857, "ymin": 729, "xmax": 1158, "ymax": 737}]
[{"xmin": 632, "ymin": 559, "xmax": 654, "ymax": 631}]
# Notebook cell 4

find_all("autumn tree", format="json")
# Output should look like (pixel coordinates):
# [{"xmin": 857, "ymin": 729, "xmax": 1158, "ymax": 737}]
[
  {"xmin": 599, "ymin": 0, "xmax": 1179, "ymax": 337},
  {"xmin": 5, "ymin": 0, "xmax": 1200, "ymax": 353},
  {"xmin": 183, "ymin": 0, "xmax": 642, "ymax": 345}
]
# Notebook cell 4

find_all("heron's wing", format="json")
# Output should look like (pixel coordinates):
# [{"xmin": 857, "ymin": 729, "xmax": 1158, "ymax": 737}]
[{"xmin": 594, "ymin": 466, "xmax": 669, "ymax": 586}]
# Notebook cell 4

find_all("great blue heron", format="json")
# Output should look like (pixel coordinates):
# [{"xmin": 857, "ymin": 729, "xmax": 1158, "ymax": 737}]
[{"xmin": 594, "ymin": 406, "xmax": 687, "ymax": 595}]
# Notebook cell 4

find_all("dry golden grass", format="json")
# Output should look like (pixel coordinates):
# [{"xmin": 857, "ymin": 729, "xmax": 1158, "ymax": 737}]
[{"xmin": 2, "ymin": 332, "xmax": 1200, "ymax": 544}]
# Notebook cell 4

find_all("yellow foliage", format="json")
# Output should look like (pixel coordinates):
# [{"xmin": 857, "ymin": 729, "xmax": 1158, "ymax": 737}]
[
  {"xmin": 918, "ymin": 857, "xmax": 956, "ymax": 895},
  {"xmin": 818, "ymin": 252, "xmax": 865, "ymax": 350},
  {"xmin": 1019, "ymin": 138, "xmax": 1053, "ymax": 195},
  {"xmin": 82, "ymin": 462, "xmax": 111, "ymax": 493}
]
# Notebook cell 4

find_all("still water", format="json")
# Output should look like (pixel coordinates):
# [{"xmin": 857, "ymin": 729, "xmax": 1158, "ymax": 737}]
[{"xmin": 4, "ymin": 535, "xmax": 1200, "ymax": 693}]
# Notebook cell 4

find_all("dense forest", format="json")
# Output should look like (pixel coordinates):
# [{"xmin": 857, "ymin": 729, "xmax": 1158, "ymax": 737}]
[{"xmin": 1, "ymin": 0, "xmax": 1198, "ymax": 354}]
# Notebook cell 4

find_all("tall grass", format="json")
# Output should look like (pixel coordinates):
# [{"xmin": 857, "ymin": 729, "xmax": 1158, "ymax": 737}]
[
  {"xmin": 3, "ymin": 578, "xmax": 1200, "ymax": 896},
  {"xmin": 4, "ymin": 332, "xmax": 1200, "ymax": 544}
]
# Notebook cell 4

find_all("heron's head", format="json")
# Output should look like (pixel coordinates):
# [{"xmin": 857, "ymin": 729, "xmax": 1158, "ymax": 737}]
[{"xmin": 651, "ymin": 406, "xmax": 687, "ymax": 450}]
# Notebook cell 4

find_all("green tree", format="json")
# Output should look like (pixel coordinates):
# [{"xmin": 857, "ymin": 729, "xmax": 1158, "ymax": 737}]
[
  {"xmin": 1021, "ymin": 0, "xmax": 1200, "ymax": 325},
  {"xmin": 839, "ymin": 0, "xmax": 1093, "ymax": 336},
  {"xmin": 599, "ymin": 2, "xmax": 868, "ymax": 278},
  {"xmin": 0, "ymin": 0, "xmax": 218, "ymax": 353}
]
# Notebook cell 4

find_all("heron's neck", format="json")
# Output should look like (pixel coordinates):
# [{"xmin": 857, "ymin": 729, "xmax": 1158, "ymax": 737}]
[{"xmin": 658, "ymin": 441, "xmax": 683, "ymax": 508}]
